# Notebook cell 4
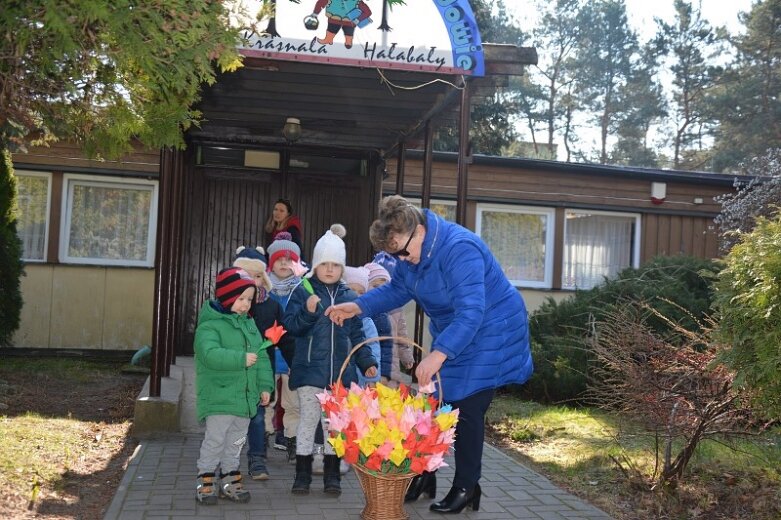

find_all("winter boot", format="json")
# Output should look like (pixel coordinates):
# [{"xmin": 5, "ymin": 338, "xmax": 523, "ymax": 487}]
[
  {"xmin": 273, "ymin": 430, "xmax": 287, "ymax": 450},
  {"xmin": 287, "ymin": 436, "xmax": 297, "ymax": 464},
  {"xmin": 323, "ymin": 454, "xmax": 342, "ymax": 495},
  {"xmin": 292, "ymin": 454, "xmax": 313, "ymax": 495},
  {"xmin": 196, "ymin": 472, "xmax": 219, "ymax": 505},
  {"xmin": 248, "ymin": 455, "xmax": 269, "ymax": 481},
  {"xmin": 219, "ymin": 470, "xmax": 251, "ymax": 503}
]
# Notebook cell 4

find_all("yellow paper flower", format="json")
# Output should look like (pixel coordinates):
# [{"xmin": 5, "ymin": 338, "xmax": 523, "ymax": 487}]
[
  {"xmin": 358, "ymin": 435, "xmax": 378, "ymax": 456},
  {"xmin": 435, "ymin": 411, "xmax": 458, "ymax": 431},
  {"xmin": 389, "ymin": 443, "xmax": 408, "ymax": 466},
  {"xmin": 318, "ymin": 381, "xmax": 459, "ymax": 475},
  {"xmin": 329, "ymin": 435, "xmax": 346, "ymax": 457}
]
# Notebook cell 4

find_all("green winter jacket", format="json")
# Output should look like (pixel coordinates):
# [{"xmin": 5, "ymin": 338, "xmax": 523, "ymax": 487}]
[{"xmin": 194, "ymin": 300, "xmax": 274, "ymax": 422}]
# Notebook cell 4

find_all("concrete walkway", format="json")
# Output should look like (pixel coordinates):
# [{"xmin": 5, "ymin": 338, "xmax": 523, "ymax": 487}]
[{"xmin": 104, "ymin": 359, "xmax": 612, "ymax": 520}]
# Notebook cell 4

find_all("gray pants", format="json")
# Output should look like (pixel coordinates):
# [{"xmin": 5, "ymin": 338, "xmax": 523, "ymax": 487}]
[
  {"xmin": 197, "ymin": 415, "xmax": 251, "ymax": 474},
  {"xmin": 296, "ymin": 385, "xmax": 335, "ymax": 456}
]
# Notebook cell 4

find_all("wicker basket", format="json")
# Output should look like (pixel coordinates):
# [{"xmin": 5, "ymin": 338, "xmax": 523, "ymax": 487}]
[
  {"xmin": 354, "ymin": 464, "xmax": 416, "ymax": 520},
  {"xmin": 334, "ymin": 336, "xmax": 442, "ymax": 520}
]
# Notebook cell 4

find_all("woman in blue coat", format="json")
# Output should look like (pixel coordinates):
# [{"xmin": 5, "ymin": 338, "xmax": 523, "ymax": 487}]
[{"xmin": 326, "ymin": 195, "xmax": 533, "ymax": 514}]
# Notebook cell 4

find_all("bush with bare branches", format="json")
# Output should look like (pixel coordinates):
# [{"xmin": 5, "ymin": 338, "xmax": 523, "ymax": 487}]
[{"xmin": 587, "ymin": 304, "xmax": 755, "ymax": 489}]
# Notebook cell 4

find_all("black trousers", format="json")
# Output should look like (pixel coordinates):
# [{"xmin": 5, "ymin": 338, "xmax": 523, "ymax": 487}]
[{"xmin": 450, "ymin": 387, "xmax": 495, "ymax": 489}]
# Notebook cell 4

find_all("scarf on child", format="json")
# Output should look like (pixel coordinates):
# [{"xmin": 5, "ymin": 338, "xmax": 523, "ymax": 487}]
[{"xmin": 269, "ymin": 273, "xmax": 300, "ymax": 297}]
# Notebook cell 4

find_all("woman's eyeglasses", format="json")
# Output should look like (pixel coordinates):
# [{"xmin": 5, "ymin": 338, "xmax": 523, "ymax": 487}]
[{"xmin": 390, "ymin": 228, "xmax": 416, "ymax": 259}]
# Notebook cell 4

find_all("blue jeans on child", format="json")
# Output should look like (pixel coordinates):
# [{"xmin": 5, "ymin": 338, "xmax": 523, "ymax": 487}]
[{"xmin": 247, "ymin": 405, "xmax": 266, "ymax": 476}]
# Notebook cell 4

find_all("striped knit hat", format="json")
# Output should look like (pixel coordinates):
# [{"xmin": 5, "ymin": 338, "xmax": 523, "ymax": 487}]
[{"xmin": 215, "ymin": 267, "xmax": 256, "ymax": 309}]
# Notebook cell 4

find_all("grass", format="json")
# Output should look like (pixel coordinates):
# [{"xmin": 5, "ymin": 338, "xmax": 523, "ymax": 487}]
[
  {"xmin": 486, "ymin": 394, "xmax": 781, "ymax": 519},
  {"xmin": 0, "ymin": 414, "xmax": 92, "ymax": 490},
  {"xmin": 0, "ymin": 356, "xmax": 144, "ymax": 517}
]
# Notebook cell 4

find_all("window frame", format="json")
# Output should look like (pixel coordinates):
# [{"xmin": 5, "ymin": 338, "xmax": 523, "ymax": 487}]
[
  {"xmin": 405, "ymin": 198, "xmax": 457, "ymax": 222},
  {"xmin": 475, "ymin": 203, "xmax": 556, "ymax": 289},
  {"xmin": 561, "ymin": 208, "xmax": 642, "ymax": 290},
  {"xmin": 15, "ymin": 170, "xmax": 52, "ymax": 262},
  {"xmin": 59, "ymin": 174, "xmax": 159, "ymax": 267}
]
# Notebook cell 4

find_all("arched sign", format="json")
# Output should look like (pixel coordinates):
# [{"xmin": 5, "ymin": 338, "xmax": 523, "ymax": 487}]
[{"xmin": 240, "ymin": 0, "xmax": 485, "ymax": 76}]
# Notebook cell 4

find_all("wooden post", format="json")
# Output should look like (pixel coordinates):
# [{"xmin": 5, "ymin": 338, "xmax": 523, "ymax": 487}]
[{"xmin": 456, "ymin": 82, "xmax": 471, "ymax": 226}]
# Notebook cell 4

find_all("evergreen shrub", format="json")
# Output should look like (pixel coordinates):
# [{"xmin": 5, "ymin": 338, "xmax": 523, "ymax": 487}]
[
  {"xmin": 521, "ymin": 255, "xmax": 721, "ymax": 403},
  {"xmin": 0, "ymin": 148, "xmax": 24, "ymax": 346}
]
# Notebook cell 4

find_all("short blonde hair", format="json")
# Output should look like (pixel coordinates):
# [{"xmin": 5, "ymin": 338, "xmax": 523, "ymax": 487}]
[{"xmin": 369, "ymin": 195, "xmax": 423, "ymax": 251}]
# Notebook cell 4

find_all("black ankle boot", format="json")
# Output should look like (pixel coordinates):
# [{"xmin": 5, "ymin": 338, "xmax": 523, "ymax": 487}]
[
  {"xmin": 429, "ymin": 484, "xmax": 481, "ymax": 513},
  {"xmin": 404, "ymin": 471, "xmax": 437, "ymax": 502},
  {"xmin": 322, "ymin": 455, "xmax": 342, "ymax": 496},
  {"xmin": 291, "ymin": 455, "xmax": 313, "ymax": 495}
]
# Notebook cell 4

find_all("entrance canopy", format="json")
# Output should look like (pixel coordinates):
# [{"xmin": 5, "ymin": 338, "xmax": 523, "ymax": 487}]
[{"xmin": 192, "ymin": 44, "xmax": 535, "ymax": 154}]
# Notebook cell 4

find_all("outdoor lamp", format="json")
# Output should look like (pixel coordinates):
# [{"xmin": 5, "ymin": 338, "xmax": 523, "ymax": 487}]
[{"xmin": 282, "ymin": 117, "xmax": 302, "ymax": 143}]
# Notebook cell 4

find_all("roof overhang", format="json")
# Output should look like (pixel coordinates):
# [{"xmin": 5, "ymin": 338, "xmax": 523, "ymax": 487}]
[{"xmin": 190, "ymin": 44, "xmax": 536, "ymax": 155}]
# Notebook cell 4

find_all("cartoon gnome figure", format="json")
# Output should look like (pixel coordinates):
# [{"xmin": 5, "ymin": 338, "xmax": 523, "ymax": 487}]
[{"xmin": 308, "ymin": 0, "xmax": 372, "ymax": 49}]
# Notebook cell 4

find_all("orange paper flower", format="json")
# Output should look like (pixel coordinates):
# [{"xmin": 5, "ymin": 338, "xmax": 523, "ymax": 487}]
[
  {"xmin": 316, "ymin": 382, "xmax": 459, "ymax": 476},
  {"xmin": 264, "ymin": 321, "xmax": 286, "ymax": 344}
]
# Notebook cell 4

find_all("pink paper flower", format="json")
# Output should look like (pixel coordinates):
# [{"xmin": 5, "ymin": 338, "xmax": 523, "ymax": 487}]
[{"xmin": 319, "ymin": 381, "xmax": 459, "ymax": 476}]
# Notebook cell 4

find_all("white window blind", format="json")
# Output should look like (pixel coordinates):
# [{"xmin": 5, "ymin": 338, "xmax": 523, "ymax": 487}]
[
  {"xmin": 563, "ymin": 211, "xmax": 640, "ymax": 289},
  {"xmin": 16, "ymin": 172, "xmax": 51, "ymax": 261}
]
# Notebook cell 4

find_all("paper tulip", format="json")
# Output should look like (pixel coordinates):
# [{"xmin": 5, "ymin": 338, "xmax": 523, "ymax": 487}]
[{"xmin": 318, "ymin": 381, "xmax": 459, "ymax": 476}]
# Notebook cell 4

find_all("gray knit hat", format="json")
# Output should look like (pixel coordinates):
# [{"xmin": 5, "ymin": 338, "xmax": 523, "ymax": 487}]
[{"xmin": 267, "ymin": 232, "xmax": 301, "ymax": 271}]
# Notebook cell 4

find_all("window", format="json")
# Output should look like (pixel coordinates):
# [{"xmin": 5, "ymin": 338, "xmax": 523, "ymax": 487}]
[
  {"xmin": 407, "ymin": 198, "xmax": 456, "ymax": 222},
  {"xmin": 16, "ymin": 171, "xmax": 52, "ymax": 261},
  {"xmin": 60, "ymin": 175, "xmax": 158, "ymax": 267},
  {"xmin": 476, "ymin": 204, "xmax": 555, "ymax": 288},
  {"xmin": 562, "ymin": 210, "xmax": 640, "ymax": 290}
]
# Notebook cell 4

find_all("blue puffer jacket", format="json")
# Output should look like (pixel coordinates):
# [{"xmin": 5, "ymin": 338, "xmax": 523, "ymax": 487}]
[
  {"xmin": 283, "ymin": 278, "xmax": 376, "ymax": 390},
  {"xmin": 356, "ymin": 210, "xmax": 533, "ymax": 402}
]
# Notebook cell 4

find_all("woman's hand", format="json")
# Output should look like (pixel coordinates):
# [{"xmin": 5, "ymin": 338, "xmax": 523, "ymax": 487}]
[
  {"xmin": 306, "ymin": 294, "xmax": 321, "ymax": 313},
  {"xmin": 364, "ymin": 366, "xmax": 378, "ymax": 378},
  {"xmin": 324, "ymin": 302, "xmax": 361, "ymax": 325},
  {"xmin": 415, "ymin": 350, "xmax": 447, "ymax": 386},
  {"xmin": 246, "ymin": 353, "xmax": 258, "ymax": 367},
  {"xmin": 260, "ymin": 391, "xmax": 271, "ymax": 406}
]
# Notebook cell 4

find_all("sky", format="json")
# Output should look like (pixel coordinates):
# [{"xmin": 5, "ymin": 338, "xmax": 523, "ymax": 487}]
[
  {"xmin": 506, "ymin": 0, "xmax": 755, "ymax": 39},
  {"xmin": 502, "ymin": 0, "xmax": 757, "ymax": 163}
]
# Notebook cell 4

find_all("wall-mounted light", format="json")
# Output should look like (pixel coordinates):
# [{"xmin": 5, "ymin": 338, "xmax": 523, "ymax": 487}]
[{"xmin": 282, "ymin": 117, "xmax": 302, "ymax": 143}]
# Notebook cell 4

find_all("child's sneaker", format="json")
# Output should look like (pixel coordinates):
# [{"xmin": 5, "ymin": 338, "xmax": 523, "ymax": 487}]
[
  {"xmin": 248, "ymin": 456, "xmax": 269, "ymax": 481},
  {"xmin": 196, "ymin": 472, "xmax": 219, "ymax": 505},
  {"xmin": 312, "ymin": 443, "xmax": 324, "ymax": 475},
  {"xmin": 219, "ymin": 470, "xmax": 251, "ymax": 503},
  {"xmin": 273, "ymin": 430, "xmax": 287, "ymax": 450}
]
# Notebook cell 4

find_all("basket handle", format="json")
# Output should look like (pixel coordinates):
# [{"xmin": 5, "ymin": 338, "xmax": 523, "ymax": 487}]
[{"xmin": 336, "ymin": 335, "xmax": 443, "ymax": 406}]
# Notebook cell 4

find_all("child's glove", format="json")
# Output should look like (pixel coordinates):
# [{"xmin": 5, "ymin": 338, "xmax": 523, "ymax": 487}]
[{"xmin": 246, "ymin": 353, "xmax": 258, "ymax": 367}]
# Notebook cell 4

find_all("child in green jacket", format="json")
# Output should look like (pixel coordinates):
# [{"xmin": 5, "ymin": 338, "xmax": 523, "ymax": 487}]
[{"xmin": 194, "ymin": 267, "xmax": 274, "ymax": 505}]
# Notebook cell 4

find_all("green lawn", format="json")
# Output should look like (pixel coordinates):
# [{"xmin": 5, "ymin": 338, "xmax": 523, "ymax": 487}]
[{"xmin": 486, "ymin": 394, "xmax": 781, "ymax": 519}]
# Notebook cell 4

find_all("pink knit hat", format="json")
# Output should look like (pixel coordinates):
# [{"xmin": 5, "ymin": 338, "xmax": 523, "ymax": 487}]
[
  {"xmin": 364, "ymin": 262, "xmax": 391, "ymax": 284},
  {"xmin": 343, "ymin": 266, "xmax": 369, "ymax": 292}
]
